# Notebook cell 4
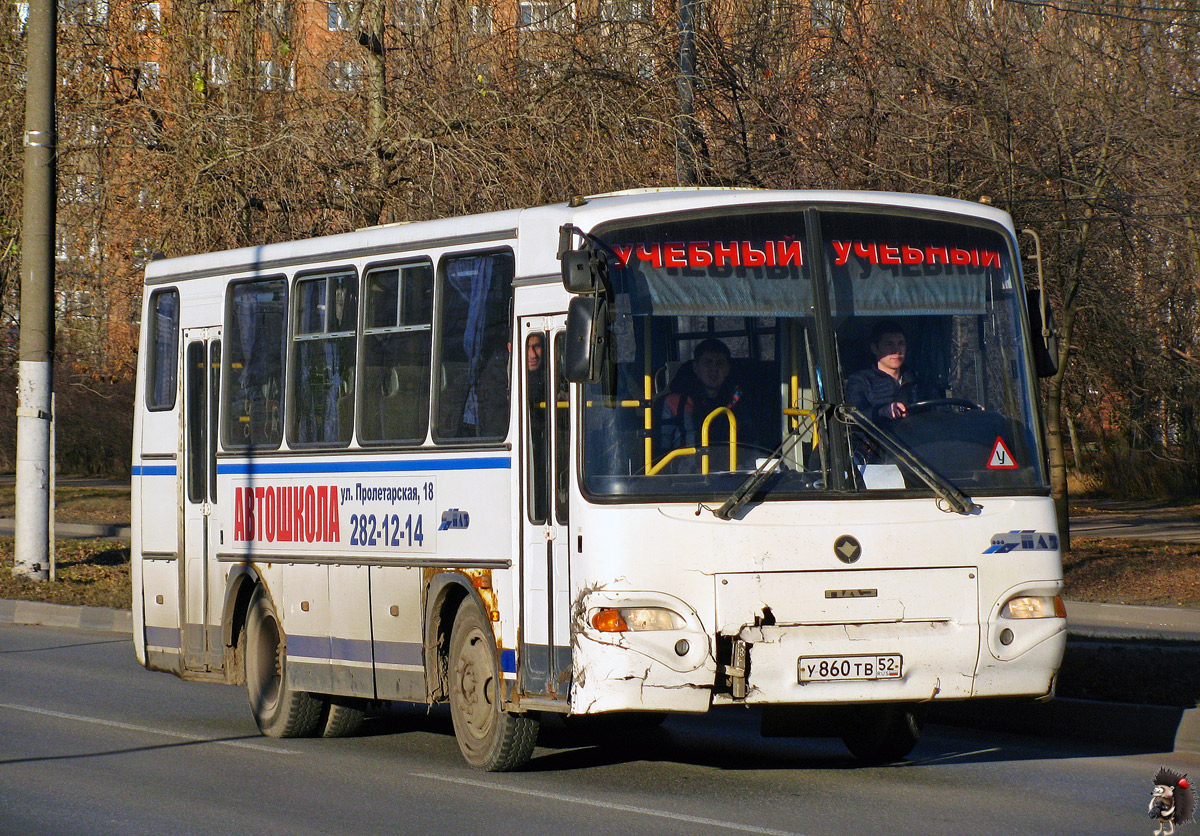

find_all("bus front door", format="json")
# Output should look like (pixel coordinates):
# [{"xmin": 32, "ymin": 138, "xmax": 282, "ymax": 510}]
[
  {"xmin": 181, "ymin": 328, "xmax": 222, "ymax": 673},
  {"xmin": 519, "ymin": 317, "xmax": 571, "ymax": 701}
]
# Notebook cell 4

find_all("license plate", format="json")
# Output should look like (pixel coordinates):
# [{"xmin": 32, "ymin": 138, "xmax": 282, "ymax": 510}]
[{"xmin": 799, "ymin": 654, "xmax": 903, "ymax": 682}]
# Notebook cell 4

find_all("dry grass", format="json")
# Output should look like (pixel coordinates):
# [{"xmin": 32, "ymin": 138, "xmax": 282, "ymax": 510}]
[
  {"xmin": 1062, "ymin": 538, "xmax": 1200, "ymax": 607},
  {"xmin": 0, "ymin": 537, "xmax": 131, "ymax": 609},
  {"xmin": 0, "ymin": 484, "xmax": 130, "ymax": 526}
]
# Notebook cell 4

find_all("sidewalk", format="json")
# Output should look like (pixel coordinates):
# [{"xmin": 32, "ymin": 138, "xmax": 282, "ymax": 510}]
[{"xmin": 1066, "ymin": 600, "xmax": 1200, "ymax": 641}]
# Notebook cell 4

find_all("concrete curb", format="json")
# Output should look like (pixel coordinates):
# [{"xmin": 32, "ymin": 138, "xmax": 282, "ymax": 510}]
[
  {"xmin": 0, "ymin": 520, "xmax": 132, "ymax": 539},
  {"xmin": 0, "ymin": 598, "xmax": 132, "ymax": 633}
]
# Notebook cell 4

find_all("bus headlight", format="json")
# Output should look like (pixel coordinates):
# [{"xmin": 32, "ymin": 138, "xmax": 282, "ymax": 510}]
[
  {"xmin": 591, "ymin": 607, "xmax": 686, "ymax": 632},
  {"xmin": 1000, "ymin": 595, "xmax": 1066, "ymax": 619}
]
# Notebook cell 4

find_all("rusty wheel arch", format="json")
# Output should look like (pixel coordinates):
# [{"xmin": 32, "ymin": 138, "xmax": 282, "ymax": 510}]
[
  {"xmin": 423, "ymin": 572, "xmax": 490, "ymax": 703},
  {"xmin": 221, "ymin": 564, "xmax": 263, "ymax": 686}
]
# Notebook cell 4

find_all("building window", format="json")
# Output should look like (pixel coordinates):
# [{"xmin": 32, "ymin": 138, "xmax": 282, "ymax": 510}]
[
  {"xmin": 326, "ymin": 60, "xmax": 363, "ymax": 91},
  {"xmin": 467, "ymin": 3, "xmax": 492, "ymax": 34},
  {"xmin": 63, "ymin": 0, "xmax": 108, "ymax": 25},
  {"xmin": 517, "ymin": 0, "xmax": 572, "ymax": 30},
  {"xmin": 209, "ymin": 55, "xmax": 230, "ymax": 86},
  {"xmin": 258, "ymin": 60, "xmax": 295, "ymax": 91},
  {"xmin": 134, "ymin": 0, "xmax": 160, "ymax": 31},
  {"xmin": 327, "ymin": 0, "xmax": 358, "ymax": 30},
  {"xmin": 137, "ymin": 61, "xmax": 160, "ymax": 89},
  {"xmin": 396, "ymin": 0, "xmax": 428, "ymax": 29},
  {"xmin": 599, "ymin": 0, "xmax": 650, "ymax": 23},
  {"xmin": 811, "ymin": 0, "xmax": 843, "ymax": 30},
  {"xmin": 63, "ymin": 173, "xmax": 98, "ymax": 204}
]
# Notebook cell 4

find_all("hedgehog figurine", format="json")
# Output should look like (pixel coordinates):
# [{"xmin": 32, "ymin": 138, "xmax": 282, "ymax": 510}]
[{"xmin": 1150, "ymin": 766, "xmax": 1196, "ymax": 836}]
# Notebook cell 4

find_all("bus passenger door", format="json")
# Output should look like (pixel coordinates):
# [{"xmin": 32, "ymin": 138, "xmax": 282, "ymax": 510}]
[
  {"xmin": 518, "ymin": 317, "xmax": 571, "ymax": 700},
  {"xmin": 181, "ymin": 328, "xmax": 222, "ymax": 672}
]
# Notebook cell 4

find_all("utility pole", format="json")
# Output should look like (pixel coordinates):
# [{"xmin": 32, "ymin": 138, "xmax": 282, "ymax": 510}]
[
  {"xmin": 676, "ymin": 0, "xmax": 699, "ymax": 186},
  {"xmin": 14, "ymin": 0, "xmax": 57, "ymax": 581}
]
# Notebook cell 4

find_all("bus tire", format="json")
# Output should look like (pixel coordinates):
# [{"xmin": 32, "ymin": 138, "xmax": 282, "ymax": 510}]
[
  {"xmin": 244, "ymin": 585, "xmax": 323, "ymax": 738},
  {"xmin": 841, "ymin": 705, "xmax": 922, "ymax": 764},
  {"xmin": 322, "ymin": 701, "xmax": 366, "ymax": 738},
  {"xmin": 447, "ymin": 601, "xmax": 538, "ymax": 771}
]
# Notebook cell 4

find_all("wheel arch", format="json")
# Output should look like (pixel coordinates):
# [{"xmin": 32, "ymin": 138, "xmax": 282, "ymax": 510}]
[
  {"xmin": 221, "ymin": 563, "xmax": 264, "ymax": 685},
  {"xmin": 424, "ymin": 572, "xmax": 488, "ymax": 702}
]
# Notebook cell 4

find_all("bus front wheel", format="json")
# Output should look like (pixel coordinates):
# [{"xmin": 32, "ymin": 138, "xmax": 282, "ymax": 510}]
[
  {"xmin": 841, "ymin": 705, "xmax": 922, "ymax": 764},
  {"xmin": 447, "ymin": 601, "xmax": 539, "ymax": 771},
  {"xmin": 244, "ymin": 585, "xmax": 323, "ymax": 738}
]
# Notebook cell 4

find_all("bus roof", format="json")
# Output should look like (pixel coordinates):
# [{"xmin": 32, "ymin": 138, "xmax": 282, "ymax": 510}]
[{"xmin": 143, "ymin": 189, "xmax": 1014, "ymax": 285}]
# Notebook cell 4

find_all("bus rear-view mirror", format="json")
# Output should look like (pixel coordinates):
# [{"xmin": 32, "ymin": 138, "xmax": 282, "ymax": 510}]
[
  {"xmin": 1026, "ymin": 289, "xmax": 1059, "ymax": 378},
  {"xmin": 565, "ymin": 294, "xmax": 608, "ymax": 383}
]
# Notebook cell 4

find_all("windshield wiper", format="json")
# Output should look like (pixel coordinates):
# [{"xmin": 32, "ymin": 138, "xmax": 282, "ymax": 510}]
[
  {"xmin": 713, "ymin": 405, "xmax": 829, "ymax": 520},
  {"xmin": 837, "ymin": 405, "xmax": 979, "ymax": 516}
]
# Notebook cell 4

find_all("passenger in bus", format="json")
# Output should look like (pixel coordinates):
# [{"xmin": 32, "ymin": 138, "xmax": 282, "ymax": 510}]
[
  {"xmin": 844, "ymin": 320, "xmax": 919, "ymax": 421},
  {"xmin": 659, "ymin": 338, "xmax": 755, "ymax": 471},
  {"xmin": 525, "ymin": 333, "xmax": 550, "ymax": 519}
]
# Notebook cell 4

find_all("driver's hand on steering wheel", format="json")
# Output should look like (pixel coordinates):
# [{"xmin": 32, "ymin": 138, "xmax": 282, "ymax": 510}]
[{"xmin": 887, "ymin": 401, "xmax": 907, "ymax": 419}]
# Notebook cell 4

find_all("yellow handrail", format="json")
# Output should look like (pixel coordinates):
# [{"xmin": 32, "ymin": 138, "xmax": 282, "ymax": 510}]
[
  {"xmin": 783, "ymin": 407, "xmax": 818, "ymax": 446},
  {"xmin": 647, "ymin": 446, "xmax": 697, "ymax": 476},
  {"xmin": 701, "ymin": 407, "xmax": 737, "ymax": 473}
]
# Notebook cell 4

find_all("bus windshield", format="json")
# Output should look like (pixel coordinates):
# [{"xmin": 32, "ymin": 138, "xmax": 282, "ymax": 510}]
[{"xmin": 579, "ymin": 205, "xmax": 1047, "ymax": 502}]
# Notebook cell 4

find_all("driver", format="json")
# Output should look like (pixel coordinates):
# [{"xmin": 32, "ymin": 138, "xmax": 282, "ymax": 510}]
[{"xmin": 844, "ymin": 320, "xmax": 919, "ymax": 421}]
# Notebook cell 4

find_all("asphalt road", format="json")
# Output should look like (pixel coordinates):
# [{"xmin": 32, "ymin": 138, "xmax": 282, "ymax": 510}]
[{"xmin": 2, "ymin": 623, "xmax": 1197, "ymax": 836}]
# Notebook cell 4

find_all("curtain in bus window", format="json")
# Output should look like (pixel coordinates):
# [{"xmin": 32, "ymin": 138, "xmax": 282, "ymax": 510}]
[
  {"xmin": 147, "ymin": 289, "xmax": 179, "ymax": 411},
  {"xmin": 223, "ymin": 279, "xmax": 286, "ymax": 449},
  {"xmin": 360, "ymin": 262, "xmax": 432, "ymax": 444},
  {"xmin": 438, "ymin": 251, "xmax": 514, "ymax": 440},
  {"xmin": 625, "ymin": 261, "xmax": 812, "ymax": 318},
  {"xmin": 291, "ymin": 274, "xmax": 356, "ymax": 446}
]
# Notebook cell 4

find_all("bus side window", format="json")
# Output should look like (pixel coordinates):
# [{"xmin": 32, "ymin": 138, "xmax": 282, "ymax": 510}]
[
  {"xmin": 145, "ymin": 288, "xmax": 180, "ymax": 411},
  {"xmin": 360, "ymin": 261, "xmax": 433, "ymax": 444},
  {"xmin": 436, "ymin": 250, "xmax": 514, "ymax": 442},
  {"xmin": 526, "ymin": 331, "xmax": 549, "ymax": 523},
  {"xmin": 222, "ymin": 277, "xmax": 287, "ymax": 449},
  {"xmin": 289, "ymin": 272, "xmax": 357, "ymax": 447}
]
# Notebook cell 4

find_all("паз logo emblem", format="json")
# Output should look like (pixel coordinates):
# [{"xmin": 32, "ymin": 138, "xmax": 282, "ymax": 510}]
[{"xmin": 438, "ymin": 509, "xmax": 470, "ymax": 531}]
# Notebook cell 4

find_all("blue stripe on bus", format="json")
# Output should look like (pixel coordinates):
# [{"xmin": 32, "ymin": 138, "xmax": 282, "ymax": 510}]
[
  {"xmin": 287, "ymin": 634, "xmax": 330, "ymax": 660},
  {"xmin": 132, "ymin": 465, "xmax": 177, "ymax": 476},
  {"xmin": 288, "ymin": 635, "xmax": 423, "ymax": 667},
  {"xmin": 500, "ymin": 649, "xmax": 517, "ymax": 674},
  {"xmin": 217, "ymin": 457, "xmax": 511, "ymax": 476},
  {"xmin": 330, "ymin": 636, "xmax": 375, "ymax": 665},
  {"xmin": 373, "ymin": 640, "xmax": 423, "ymax": 667}
]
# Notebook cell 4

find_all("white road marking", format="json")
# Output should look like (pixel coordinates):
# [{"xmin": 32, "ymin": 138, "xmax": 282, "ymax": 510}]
[
  {"xmin": 0, "ymin": 702, "xmax": 298, "ymax": 755},
  {"xmin": 411, "ymin": 771, "xmax": 811, "ymax": 836}
]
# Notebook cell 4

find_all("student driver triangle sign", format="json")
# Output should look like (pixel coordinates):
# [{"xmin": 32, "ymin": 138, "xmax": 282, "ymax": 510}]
[{"xmin": 988, "ymin": 437, "xmax": 1018, "ymax": 469}]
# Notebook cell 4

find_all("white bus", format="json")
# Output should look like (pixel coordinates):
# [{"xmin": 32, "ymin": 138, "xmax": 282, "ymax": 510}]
[{"xmin": 132, "ymin": 189, "xmax": 1066, "ymax": 770}]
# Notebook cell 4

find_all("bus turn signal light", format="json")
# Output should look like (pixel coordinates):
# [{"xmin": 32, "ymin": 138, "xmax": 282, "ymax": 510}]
[
  {"xmin": 591, "ymin": 607, "xmax": 685, "ymax": 632},
  {"xmin": 1001, "ymin": 595, "xmax": 1066, "ymax": 619}
]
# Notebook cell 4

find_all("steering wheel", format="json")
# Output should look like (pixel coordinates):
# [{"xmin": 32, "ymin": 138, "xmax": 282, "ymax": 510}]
[{"xmin": 905, "ymin": 398, "xmax": 983, "ymax": 414}]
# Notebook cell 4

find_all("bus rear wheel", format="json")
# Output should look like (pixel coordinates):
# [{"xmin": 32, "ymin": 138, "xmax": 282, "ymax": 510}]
[
  {"xmin": 244, "ymin": 585, "xmax": 323, "ymax": 738},
  {"xmin": 841, "ymin": 705, "xmax": 922, "ymax": 764},
  {"xmin": 447, "ymin": 602, "xmax": 538, "ymax": 771},
  {"xmin": 322, "ymin": 700, "xmax": 366, "ymax": 738}
]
